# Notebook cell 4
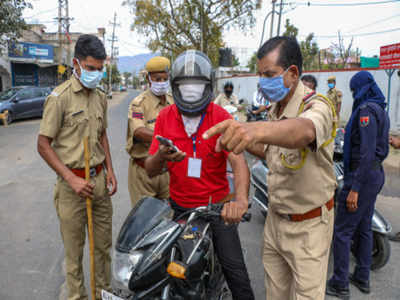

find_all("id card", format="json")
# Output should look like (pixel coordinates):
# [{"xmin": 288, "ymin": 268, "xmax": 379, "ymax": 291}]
[{"xmin": 188, "ymin": 157, "xmax": 202, "ymax": 178}]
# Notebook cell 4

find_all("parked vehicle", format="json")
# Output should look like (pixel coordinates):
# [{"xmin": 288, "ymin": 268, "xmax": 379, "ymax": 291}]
[
  {"xmin": 102, "ymin": 197, "xmax": 250, "ymax": 300},
  {"xmin": 0, "ymin": 86, "xmax": 51, "ymax": 124},
  {"xmin": 246, "ymin": 105, "xmax": 266, "ymax": 122},
  {"xmin": 250, "ymin": 128, "xmax": 391, "ymax": 270}
]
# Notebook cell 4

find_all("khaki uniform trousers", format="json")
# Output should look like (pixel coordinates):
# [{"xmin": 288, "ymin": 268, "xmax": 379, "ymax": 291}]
[
  {"xmin": 263, "ymin": 205, "xmax": 334, "ymax": 300},
  {"xmin": 128, "ymin": 158, "xmax": 170, "ymax": 206},
  {"xmin": 54, "ymin": 169, "xmax": 112, "ymax": 300}
]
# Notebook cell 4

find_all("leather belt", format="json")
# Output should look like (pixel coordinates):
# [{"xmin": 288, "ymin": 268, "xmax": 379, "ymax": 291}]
[
  {"xmin": 134, "ymin": 158, "xmax": 146, "ymax": 169},
  {"xmin": 278, "ymin": 198, "xmax": 334, "ymax": 222},
  {"xmin": 350, "ymin": 160, "xmax": 381, "ymax": 172},
  {"xmin": 70, "ymin": 164, "xmax": 103, "ymax": 179}
]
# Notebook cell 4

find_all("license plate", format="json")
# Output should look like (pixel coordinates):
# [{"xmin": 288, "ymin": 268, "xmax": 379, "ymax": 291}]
[{"xmin": 101, "ymin": 289, "xmax": 125, "ymax": 300}]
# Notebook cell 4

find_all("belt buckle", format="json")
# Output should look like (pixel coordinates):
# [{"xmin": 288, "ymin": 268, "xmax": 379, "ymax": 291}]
[{"xmin": 89, "ymin": 167, "xmax": 97, "ymax": 177}]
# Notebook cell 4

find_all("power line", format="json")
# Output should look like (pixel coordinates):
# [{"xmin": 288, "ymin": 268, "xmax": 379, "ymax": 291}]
[
  {"xmin": 347, "ymin": 13, "xmax": 400, "ymax": 32},
  {"xmin": 25, "ymin": 7, "xmax": 59, "ymax": 19},
  {"xmin": 309, "ymin": 27, "xmax": 400, "ymax": 39},
  {"xmin": 285, "ymin": 0, "xmax": 400, "ymax": 6}
]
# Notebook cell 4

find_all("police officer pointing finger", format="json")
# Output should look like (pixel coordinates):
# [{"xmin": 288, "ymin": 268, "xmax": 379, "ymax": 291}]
[{"xmin": 204, "ymin": 36, "xmax": 337, "ymax": 300}]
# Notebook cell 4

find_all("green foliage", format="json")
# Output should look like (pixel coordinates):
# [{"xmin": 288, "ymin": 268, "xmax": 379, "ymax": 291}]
[
  {"xmin": 123, "ymin": 0, "xmax": 258, "ymax": 66},
  {"xmin": 232, "ymin": 53, "xmax": 240, "ymax": 67},
  {"xmin": 123, "ymin": 72, "xmax": 132, "ymax": 86},
  {"xmin": 0, "ymin": 0, "xmax": 32, "ymax": 54},
  {"xmin": 300, "ymin": 33, "xmax": 319, "ymax": 71},
  {"xmin": 131, "ymin": 76, "xmax": 140, "ymax": 89},
  {"xmin": 247, "ymin": 52, "xmax": 257, "ymax": 73},
  {"xmin": 282, "ymin": 19, "xmax": 298, "ymax": 38},
  {"xmin": 101, "ymin": 64, "xmax": 121, "ymax": 87}
]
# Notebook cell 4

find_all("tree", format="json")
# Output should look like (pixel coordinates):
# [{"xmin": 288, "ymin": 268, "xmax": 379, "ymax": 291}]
[
  {"xmin": 300, "ymin": 33, "xmax": 319, "ymax": 71},
  {"xmin": 123, "ymin": 72, "xmax": 132, "ymax": 86},
  {"xmin": 0, "ymin": 0, "xmax": 32, "ymax": 54},
  {"xmin": 232, "ymin": 54, "xmax": 240, "ymax": 67},
  {"xmin": 282, "ymin": 19, "xmax": 298, "ymax": 38},
  {"xmin": 281, "ymin": 20, "xmax": 319, "ymax": 71},
  {"xmin": 123, "ymin": 0, "xmax": 258, "ymax": 66},
  {"xmin": 330, "ymin": 31, "xmax": 354, "ymax": 68},
  {"xmin": 247, "ymin": 52, "xmax": 257, "ymax": 73},
  {"xmin": 101, "ymin": 64, "xmax": 121, "ymax": 88}
]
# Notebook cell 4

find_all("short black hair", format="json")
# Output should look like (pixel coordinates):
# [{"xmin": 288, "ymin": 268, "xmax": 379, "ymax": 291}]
[
  {"xmin": 74, "ymin": 34, "xmax": 107, "ymax": 61},
  {"xmin": 257, "ymin": 36, "xmax": 303, "ymax": 75},
  {"xmin": 301, "ymin": 74, "xmax": 318, "ymax": 89},
  {"xmin": 224, "ymin": 81, "xmax": 233, "ymax": 90}
]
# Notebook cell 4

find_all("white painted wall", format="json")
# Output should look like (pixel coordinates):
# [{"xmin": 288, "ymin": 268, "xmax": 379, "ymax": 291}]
[{"xmin": 217, "ymin": 69, "xmax": 400, "ymax": 132}]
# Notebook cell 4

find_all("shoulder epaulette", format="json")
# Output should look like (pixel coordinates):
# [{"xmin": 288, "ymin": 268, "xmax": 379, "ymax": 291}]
[
  {"xmin": 50, "ymin": 80, "xmax": 72, "ymax": 99},
  {"xmin": 302, "ymin": 91, "xmax": 316, "ymax": 103},
  {"xmin": 131, "ymin": 92, "xmax": 146, "ymax": 106}
]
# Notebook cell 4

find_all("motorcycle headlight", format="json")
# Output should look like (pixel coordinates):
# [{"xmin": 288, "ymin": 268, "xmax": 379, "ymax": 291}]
[{"xmin": 112, "ymin": 250, "xmax": 143, "ymax": 290}]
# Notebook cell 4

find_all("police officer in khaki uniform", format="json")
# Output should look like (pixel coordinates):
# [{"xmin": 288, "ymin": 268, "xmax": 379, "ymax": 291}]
[
  {"xmin": 204, "ymin": 36, "xmax": 337, "ymax": 300},
  {"xmin": 37, "ymin": 35, "xmax": 117, "ymax": 300},
  {"xmin": 327, "ymin": 75, "xmax": 343, "ymax": 121},
  {"xmin": 126, "ymin": 57, "xmax": 173, "ymax": 206}
]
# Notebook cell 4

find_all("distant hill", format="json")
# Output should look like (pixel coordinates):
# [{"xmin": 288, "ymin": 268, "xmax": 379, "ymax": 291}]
[{"xmin": 117, "ymin": 53, "xmax": 159, "ymax": 75}]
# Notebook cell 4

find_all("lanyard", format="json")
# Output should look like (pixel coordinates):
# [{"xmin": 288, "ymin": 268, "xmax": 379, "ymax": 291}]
[{"xmin": 191, "ymin": 112, "xmax": 206, "ymax": 158}]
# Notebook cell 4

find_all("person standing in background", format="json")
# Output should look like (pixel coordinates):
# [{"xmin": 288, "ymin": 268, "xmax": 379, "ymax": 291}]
[
  {"xmin": 326, "ymin": 71, "xmax": 390, "ymax": 299},
  {"xmin": 125, "ymin": 57, "xmax": 173, "ymax": 206},
  {"xmin": 327, "ymin": 75, "xmax": 343, "ymax": 121}
]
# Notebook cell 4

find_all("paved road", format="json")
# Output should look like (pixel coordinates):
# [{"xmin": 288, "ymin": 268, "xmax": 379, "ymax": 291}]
[{"xmin": 1, "ymin": 90, "xmax": 399, "ymax": 300}]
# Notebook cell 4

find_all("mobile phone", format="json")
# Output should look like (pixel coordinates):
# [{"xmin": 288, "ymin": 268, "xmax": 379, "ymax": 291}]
[{"xmin": 156, "ymin": 135, "xmax": 179, "ymax": 153}]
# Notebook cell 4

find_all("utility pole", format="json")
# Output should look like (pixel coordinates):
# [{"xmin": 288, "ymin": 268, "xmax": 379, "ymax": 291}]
[
  {"xmin": 276, "ymin": 0, "xmax": 284, "ymax": 36},
  {"xmin": 270, "ymin": 0, "xmax": 277, "ymax": 39},
  {"xmin": 108, "ymin": 12, "xmax": 119, "ymax": 98},
  {"xmin": 56, "ymin": 0, "xmax": 73, "ymax": 83},
  {"xmin": 200, "ymin": 0, "xmax": 204, "ymax": 52}
]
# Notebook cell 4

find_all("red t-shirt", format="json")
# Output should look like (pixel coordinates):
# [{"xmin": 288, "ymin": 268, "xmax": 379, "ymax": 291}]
[{"xmin": 149, "ymin": 103, "xmax": 232, "ymax": 208}]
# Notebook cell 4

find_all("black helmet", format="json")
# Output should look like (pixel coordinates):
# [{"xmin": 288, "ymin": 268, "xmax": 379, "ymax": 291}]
[{"xmin": 171, "ymin": 50, "xmax": 214, "ymax": 115}]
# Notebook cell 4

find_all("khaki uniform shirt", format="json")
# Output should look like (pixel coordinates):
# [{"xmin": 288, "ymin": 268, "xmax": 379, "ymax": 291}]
[
  {"xmin": 214, "ymin": 93, "xmax": 239, "ymax": 107},
  {"xmin": 126, "ymin": 89, "xmax": 173, "ymax": 159},
  {"xmin": 39, "ymin": 76, "xmax": 108, "ymax": 169},
  {"xmin": 327, "ymin": 88, "xmax": 342, "ymax": 114},
  {"xmin": 265, "ymin": 81, "xmax": 336, "ymax": 214}
]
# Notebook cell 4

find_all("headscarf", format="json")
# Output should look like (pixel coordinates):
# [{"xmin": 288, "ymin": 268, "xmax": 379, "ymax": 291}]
[{"xmin": 343, "ymin": 71, "xmax": 386, "ymax": 174}]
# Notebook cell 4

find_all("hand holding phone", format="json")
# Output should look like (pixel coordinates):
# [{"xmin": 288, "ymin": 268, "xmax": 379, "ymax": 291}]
[{"xmin": 156, "ymin": 135, "xmax": 179, "ymax": 153}]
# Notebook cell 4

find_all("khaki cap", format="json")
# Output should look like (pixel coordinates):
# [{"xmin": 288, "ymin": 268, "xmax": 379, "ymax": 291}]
[
  {"xmin": 145, "ymin": 56, "xmax": 171, "ymax": 73},
  {"xmin": 327, "ymin": 76, "xmax": 336, "ymax": 81}
]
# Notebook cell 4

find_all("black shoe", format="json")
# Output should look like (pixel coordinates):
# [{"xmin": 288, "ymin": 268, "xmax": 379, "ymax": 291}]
[
  {"xmin": 349, "ymin": 273, "xmax": 370, "ymax": 294},
  {"xmin": 326, "ymin": 280, "xmax": 350, "ymax": 300}
]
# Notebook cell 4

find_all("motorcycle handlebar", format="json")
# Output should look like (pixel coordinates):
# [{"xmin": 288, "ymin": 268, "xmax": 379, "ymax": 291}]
[{"xmin": 200, "ymin": 203, "xmax": 252, "ymax": 223}]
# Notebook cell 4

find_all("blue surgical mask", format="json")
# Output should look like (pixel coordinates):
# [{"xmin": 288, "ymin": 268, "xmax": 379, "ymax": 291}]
[
  {"xmin": 328, "ymin": 83, "xmax": 335, "ymax": 89},
  {"xmin": 259, "ymin": 69, "xmax": 290, "ymax": 103},
  {"xmin": 74, "ymin": 59, "xmax": 103, "ymax": 89}
]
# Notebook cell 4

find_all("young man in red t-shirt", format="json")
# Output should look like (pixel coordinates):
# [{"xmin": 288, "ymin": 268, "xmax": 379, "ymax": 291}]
[{"xmin": 145, "ymin": 50, "xmax": 255, "ymax": 300}]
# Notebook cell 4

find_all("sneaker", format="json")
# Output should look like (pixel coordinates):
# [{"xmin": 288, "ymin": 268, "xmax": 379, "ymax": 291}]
[
  {"xmin": 326, "ymin": 280, "xmax": 350, "ymax": 300},
  {"xmin": 349, "ymin": 273, "xmax": 370, "ymax": 294}
]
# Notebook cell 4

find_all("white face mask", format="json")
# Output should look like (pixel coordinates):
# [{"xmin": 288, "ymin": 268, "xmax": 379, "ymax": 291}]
[
  {"xmin": 149, "ymin": 77, "xmax": 170, "ymax": 96},
  {"xmin": 178, "ymin": 84, "xmax": 206, "ymax": 103}
]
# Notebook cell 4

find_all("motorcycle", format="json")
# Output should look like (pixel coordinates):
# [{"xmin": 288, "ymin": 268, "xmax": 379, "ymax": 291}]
[
  {"xmin": 250, "ymin": 128, "xmax": 392, "ymax": 270},
  {"xmin": 246, "ymin": 105, "xmax": 266, "ymax": 122},
  {"xmin": 102, "ymin": 197, "xmax": 250, "ymax": 300}
]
